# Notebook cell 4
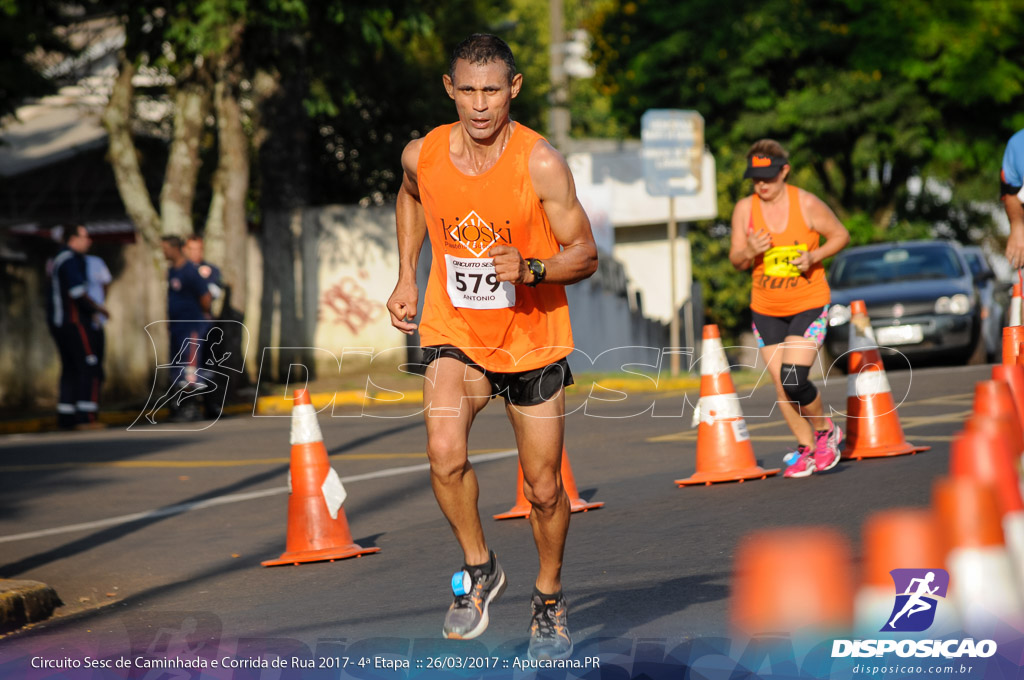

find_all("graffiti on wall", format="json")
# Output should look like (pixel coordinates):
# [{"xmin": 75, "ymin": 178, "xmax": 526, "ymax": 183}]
[{"xmin": 318, "ymin": 271, "xmax": 384, "ymax": 336}]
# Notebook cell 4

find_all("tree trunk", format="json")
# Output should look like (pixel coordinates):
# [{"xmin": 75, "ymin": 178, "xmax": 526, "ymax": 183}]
[
  {"xmin": 206, "ymin": 65, "xmax": 250, "ymax": 314},
  {"xmin": 160, "ymin": 79, "xmax": 209, "ymax": 237},
  {"xmin": 255, "ymin": 53, "xmax": 312, "ymax": 382},
  {"xmin": 101, "ymin": 56, "xmax": 162, "ymax": 254}
]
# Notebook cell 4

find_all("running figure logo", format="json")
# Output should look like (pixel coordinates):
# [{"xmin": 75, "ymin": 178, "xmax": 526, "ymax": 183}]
[{"xmin": 882, "ymin": 568, "xmax": 950, "ymax": 632}]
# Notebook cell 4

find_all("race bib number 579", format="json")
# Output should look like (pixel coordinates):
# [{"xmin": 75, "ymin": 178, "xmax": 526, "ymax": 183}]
[{"xmin": 445, "ymin": 255, "xmax": 515, "ymax": 309}]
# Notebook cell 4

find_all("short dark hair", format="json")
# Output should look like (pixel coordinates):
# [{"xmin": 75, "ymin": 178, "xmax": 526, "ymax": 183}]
[
  {"xmin": 185, "ymin": 234, "xmax": 203, "ymax": 244},
  {"xmin": 449, "ymin": 34, "xmax": 517, "ymax": 85},
  {"xmin": 61, "ymin": 224, "xmax": 85, "ymax": 244},
  {"xmin": 162, "ymin": 235, "xmax": 183, "ymax": 250},
  {"xmin": 747, "ymin": 139, "xmax": 789, "ymax": 161}
]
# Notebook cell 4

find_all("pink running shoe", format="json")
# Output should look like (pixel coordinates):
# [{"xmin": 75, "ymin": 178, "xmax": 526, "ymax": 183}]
[
  {"xmin": 814, "ymin": 418, "xmax": 842, "ymax": 472},
  {"xmin": 783, "ymin": 444, "xmax": 815, "ymax": 478}
]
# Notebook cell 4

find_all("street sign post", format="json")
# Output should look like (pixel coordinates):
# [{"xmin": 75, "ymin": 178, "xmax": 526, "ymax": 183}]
[
  {"xmin": 641, "ymin": 110, "xmax": 704, "ymax": 197},
  {"xmin": 642, "ymin": 110, "xmax": 705, "ymax": 376}
]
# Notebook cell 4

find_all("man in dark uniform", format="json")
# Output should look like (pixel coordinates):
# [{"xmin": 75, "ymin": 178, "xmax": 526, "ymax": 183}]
[
  {"xmin": 184, "ymin": 235, "xmax": 224, "ymax": 304},
  {"xmin": 183, "ymin": 234, "xmax": 227, "ymax": 418},
  {"xmin": 160, "ymin": 236, "xmax": 212, "ymax": 422},
  {"xmin": 47, "ymin": 224, "xmax": 109, "ymax": 429}
]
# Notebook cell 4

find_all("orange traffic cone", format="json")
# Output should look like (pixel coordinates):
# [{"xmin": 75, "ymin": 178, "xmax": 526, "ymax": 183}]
[
  {"xmin": 676, "ymin": 325, "xmax": 778, "ymax": 486},
  {"xmin": 854, "ymin": 509, "xmax": 958, "ymax": 637},
  {"xmin": 494, "ymin": 447, "xmax": 604, "ymax": 520},
  {"xmin": 951, "ymin": 425, "xmax": 1024, "ymax": 593},
  {"xmin": 262, "ymin": 389, "xmax": 380, "ymax": 566},
  {"xmin": 1004, "ymin": 326, "xmax": 1024, "ymax": 365},
  {"xmin": 842, "ymin": 300, "xmax": 930, "ymax": 460},
  {"xmin": 993, "ymin": 364, "xmax": 1024, "ymax": 430},
  {"xmin": 731, "ymin": 527, "xmax": 854, "ymax": 637},
  {"xmin": 968, "ymin": 380, "xmax": 1024, "ymax": 456},
  {"xmin": 1010, "ymin": 283, "xmax": 1022, "ymax": 327},
  {"xmin": 933, "ymin": 476, "xmax": 1024, "ymax": 635}
]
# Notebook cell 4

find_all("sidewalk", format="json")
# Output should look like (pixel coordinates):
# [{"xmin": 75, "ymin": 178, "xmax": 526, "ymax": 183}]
[{"xmin": 0, "ymin": 372, "xmax": 708, "ymax": 433}]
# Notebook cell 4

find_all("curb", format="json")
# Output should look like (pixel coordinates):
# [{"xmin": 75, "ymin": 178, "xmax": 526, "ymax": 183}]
[
  {"xmin": 0, "ymin": 579, "xmax": 63, "ymax": 635},
  {"xmin": 253, "ymin": 376, "xmax": 705, "ymax": 416},
  {"xmin": 1, "ymin": 378, "xmax": 709, "ymax": 430},
  {"xmin": 0, "ymin": 378, "xmax": 708, "ymax": 431},
  {"xmin": 0, "ymin": 403, "xmax": 252, "ymax": 437}
]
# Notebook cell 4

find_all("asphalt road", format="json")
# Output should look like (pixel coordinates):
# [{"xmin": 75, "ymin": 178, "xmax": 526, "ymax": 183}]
[{"xmin": 0, "ymin": 362, "xmax": 984, "ymax": 676}]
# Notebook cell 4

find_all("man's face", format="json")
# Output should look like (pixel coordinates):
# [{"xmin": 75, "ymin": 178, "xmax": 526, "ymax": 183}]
[
  {"xmin": 443, "ymin": 59, "xmax": 522, "ymax": 142},
  {"xmin": 184, "ymin": 239, "xmax": 203, "ymax": 264},
  {"xmin": 161, "ymin": 241, "xmax": 178, "ymax": 263},
  {"xmin": 68, "ymin": 226, "xmax": 92, "ymax": 254}
]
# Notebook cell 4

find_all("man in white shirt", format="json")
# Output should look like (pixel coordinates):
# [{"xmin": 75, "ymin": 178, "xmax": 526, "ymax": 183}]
[{"xmin": 85, "ymin": 252, "xmax": 112, "ymax": 410}]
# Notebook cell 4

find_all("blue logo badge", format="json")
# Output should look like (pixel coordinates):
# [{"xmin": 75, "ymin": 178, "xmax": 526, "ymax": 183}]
[{"xmin": 881, "ymin": 568, "xmax": 950, "ymax": 632}]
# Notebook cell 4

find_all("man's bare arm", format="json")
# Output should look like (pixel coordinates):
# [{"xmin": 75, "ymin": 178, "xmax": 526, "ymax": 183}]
[
  {"xmin": 1004, "ymin": 194, "xmax": 1024, "ymax": 269},
  {"xmin": 387, "ymin": 140, "xmax": 427, "ymax": 334},
  {"xmin": 491, "ymin": 140, "xmax": 598, "ymax": 285}
]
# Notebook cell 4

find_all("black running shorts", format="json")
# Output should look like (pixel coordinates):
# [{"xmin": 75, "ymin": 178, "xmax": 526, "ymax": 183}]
[{"xmin": 419, "ymin": 345, "xmax": 574, "ymax": 406}]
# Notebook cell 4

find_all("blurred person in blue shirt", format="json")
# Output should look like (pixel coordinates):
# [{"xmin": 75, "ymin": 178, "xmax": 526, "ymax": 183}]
[
  {"xmin": 184, "ymin": 234, "xmax": 223, "ymax": 305},
  {"xmin": 159, "ymin": 235, "xmax": 211, "ymax": 422},
  {"xmin": 1001, "ymin": 129, "xmax": 1024, "ymax": 269}
]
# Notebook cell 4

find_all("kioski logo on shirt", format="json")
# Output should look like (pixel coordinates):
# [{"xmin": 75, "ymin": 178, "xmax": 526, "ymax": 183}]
[
  {"xmin": 881, "ymin": 568, "xmax": 949, "ymax": 632},
  {"xmin": 442, "ymin": 211, "xmax": 512, "ymax": 257}
]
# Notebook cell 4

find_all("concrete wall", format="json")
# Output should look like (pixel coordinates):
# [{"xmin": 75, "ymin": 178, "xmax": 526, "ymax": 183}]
[
  {"xmin": 0, "ymin": 205, "xmax": 674, "ymax": 411},
  {"xmin": 0, "ymin": 252, "xmax": 55, "ymax": 409}
]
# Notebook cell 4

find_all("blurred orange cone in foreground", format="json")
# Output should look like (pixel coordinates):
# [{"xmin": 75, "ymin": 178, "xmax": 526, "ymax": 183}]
[
  {"xmin": 842, "ymin": 300, "xmax": 930, "ymax": 460},
  {"xmin": 992, "ymin": 364, "xmax": 1024, "ymax": 431},
  {"xmin": 1004, "ymin": 326, "xmax": 1024, "ymax": 365},
  {"xmin": 731, "ymin": 527, "xmax": 854, "ymax": 637},
  {"xmin": 493, "ymin": 447, "xmax": 604, "ymax": 520},
  {"xmin": 951, "ymin": 425, "xmax": 1024, "ymax": 594},
  {"xmin": 967, "ymin": 380, "xmax": 1024, "ymax": 460},
  {"xmin": 1010, "ymin": 283, "xmax": 1023, "ymax": 327},
  {"xmin": 933, "ymin": 476, "xmax": 1024, "ymax": 635},
  {"xmin": 676, "ymin": 324, "xmax": 778, "ymax": 486},
  {"xmin": 262, "ymin": 389, "xmax": 380, "ymax": 566},
  {"xmin": 854, "ymin": 508, "xmax": 958, "ymax": 636}
]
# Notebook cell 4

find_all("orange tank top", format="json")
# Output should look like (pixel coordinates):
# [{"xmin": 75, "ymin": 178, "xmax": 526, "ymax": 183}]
[
  {"xmin": 417, "ymin": 122, "xmax": 573, "ymax": 372},
  {"xmin": 749, "ymin": 184, "xmax": 831, "ymax": 316}
]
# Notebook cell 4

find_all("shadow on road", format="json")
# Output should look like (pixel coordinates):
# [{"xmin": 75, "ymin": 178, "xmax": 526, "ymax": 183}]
[
  {"xmin": 0, "ymin": 420, "xmax": 424, "ymax": 578},
  {"xmin": 572, "ymin": 572, "xmax": 730, "ymax": 637}
]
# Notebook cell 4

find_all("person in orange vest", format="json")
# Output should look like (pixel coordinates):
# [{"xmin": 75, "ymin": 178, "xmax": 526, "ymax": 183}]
[
  {"xmin": 386, "ymin": 33, "xmax": 598, "ymax": 661},
  {"xmin": 728, "ymin": 139, "xmax": 850, "ymax": 478}
]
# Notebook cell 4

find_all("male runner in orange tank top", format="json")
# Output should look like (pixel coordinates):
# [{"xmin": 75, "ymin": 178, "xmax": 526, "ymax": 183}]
[
  {"xmin": 386, "ymin": 34, "xmax": 597, "ymax": 660},
  {"xmin": 729, "ymin": 139, "xmax": 849, "ymax": 478}
]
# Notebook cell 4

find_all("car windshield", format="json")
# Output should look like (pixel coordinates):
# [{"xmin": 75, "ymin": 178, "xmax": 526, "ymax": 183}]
[{"xmin": 829, "ymin": 245, "xmax": 965, "ymax": 288}]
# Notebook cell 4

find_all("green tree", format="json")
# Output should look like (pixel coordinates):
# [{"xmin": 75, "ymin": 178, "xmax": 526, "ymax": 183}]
[
  {"xmin": 589, "ymin": 0, "xmax": 1023, "ymax": 226},
  {"xmin": 0, "ymin": 0, "xmax": 76, "ymax": 120},
  {"xmin": 588, "ymin": 0, "xmax": 1024, "ymax": 339}
]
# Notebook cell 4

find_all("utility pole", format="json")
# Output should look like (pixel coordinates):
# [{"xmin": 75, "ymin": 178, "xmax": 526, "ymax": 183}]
[{"xmin": 548, "ymin": 0, "xmax": 570, "ymax": 151}]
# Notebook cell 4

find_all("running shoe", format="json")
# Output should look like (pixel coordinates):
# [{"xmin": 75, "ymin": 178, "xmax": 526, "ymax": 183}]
[
  {"xmin": 814, "ymin": 418, "xmax": 843, "ymax": 472},
  {"xmin": 443, "ymin": 555, "xmax": 506, "ymax": 640},
  {"xmin": 783, "ymin": 444, "xmax": 815, "ymax": 478},
  {"xmin": 528, "ymin": 592, "xmax": 573, "ymax": 661}
]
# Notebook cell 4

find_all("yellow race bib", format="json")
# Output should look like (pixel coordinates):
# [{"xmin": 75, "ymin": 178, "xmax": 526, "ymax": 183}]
[{"xmin": 763, "ymin": 244, "xmax": 808, "ymax": 278}]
